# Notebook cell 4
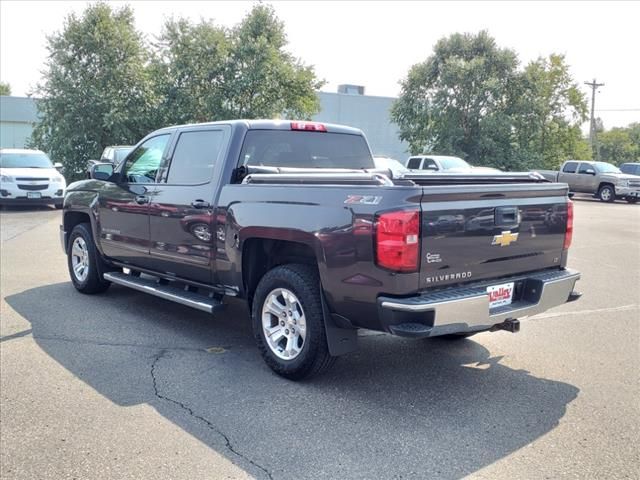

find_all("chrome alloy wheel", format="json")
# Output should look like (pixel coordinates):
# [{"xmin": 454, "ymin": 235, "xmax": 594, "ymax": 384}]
[
  {"xmin": 600, "ymin": 187, "xmax": 612, "ymax": 201},
  {"xmin": 71, "ymin": 237, "xmax": 90, "ymax": 282},
  {"xmin": 261, "ymin": 288, "xmax": 307, "ymax": 360}
]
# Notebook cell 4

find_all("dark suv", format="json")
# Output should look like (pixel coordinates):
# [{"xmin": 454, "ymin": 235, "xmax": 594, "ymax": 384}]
[{"xmin": 620, "ymin": 163, "xmax": 640, "ymax": 176}]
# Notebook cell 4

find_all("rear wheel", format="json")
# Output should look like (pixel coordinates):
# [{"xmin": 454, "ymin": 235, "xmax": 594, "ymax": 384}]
[
  {"xmin": 439, "ymin": 333, "xmax": 478, "ymax": 340},
  {"xmin": 598, "ymin": 185, "xmax": 615, "ymax": 203},
  {"xmin": 67, "ymin": 223, "xmax": 111, "ymax": 294},
  {"xmin": 252, "ymin": 264, "xmax": 335, "ymax": 380}
]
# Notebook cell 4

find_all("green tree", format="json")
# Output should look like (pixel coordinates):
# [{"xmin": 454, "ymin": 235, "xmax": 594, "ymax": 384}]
[
  {"xmin": 151, "ymin": 18, "xmax": 229, "ymax": 125},
  {"xmin": 153, "ymin": 4, "xmax": 323, "ymax": 124},
  {"xmin": 0, "ymin": 82, "xmax": 11, "ymax": 95},
  {"xmin": 391, "ymin": 31, "xmax": 519, "ymax": 165},
  {"xmin": 30, "ymin": 3, "xmax": 158, "ymax": 180},
  {"xmin": 599, "ymin": 123, "xmax": 640, "ymax": 164},
  {"xmin": 512, "ymin": 54, "xmax": 588, "ymax": 169},
  {"xmin": 392, "ymin": 34, "xmax": 590, "ymax": 171}
]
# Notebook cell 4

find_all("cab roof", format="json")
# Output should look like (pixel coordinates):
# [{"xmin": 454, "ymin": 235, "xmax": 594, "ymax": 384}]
[
  {"xmin": 153, "ymin": 119, "xmax": 364, "ymax": 136},
  {"xmin": 0, "ymin": 148, "xmax": 46, "ymax": 155}
]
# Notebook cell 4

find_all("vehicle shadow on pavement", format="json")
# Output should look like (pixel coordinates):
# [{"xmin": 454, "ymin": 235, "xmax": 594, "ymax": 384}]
[{"xmin": 6, "ymin": 282, "xmax": 579, "ymax": 480}]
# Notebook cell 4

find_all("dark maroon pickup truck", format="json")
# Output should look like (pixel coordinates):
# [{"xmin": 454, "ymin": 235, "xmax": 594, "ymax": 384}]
[{"xmin": 60, "ymin": 120, "xmax": 581, "ymax": 379}]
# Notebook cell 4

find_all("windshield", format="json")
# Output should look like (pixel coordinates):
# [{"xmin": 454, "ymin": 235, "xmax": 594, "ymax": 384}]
[
  {"xmin": 0, "ymin": 152, "xmax": 53, "ymax": 169},
  {"xmin": 114, "ymin": 147, "xmax": 133, "ymax": 163},
  {"xmin": 240, "ymin": 131, "xmax": 374, "ymax": 169},
  {"xmin": 438, "ymin": 157, "xmax": 471, "ymax": 170},
  {"xmin": 593, "ymin": 162, "xmax": 621, "ymax": 174}
]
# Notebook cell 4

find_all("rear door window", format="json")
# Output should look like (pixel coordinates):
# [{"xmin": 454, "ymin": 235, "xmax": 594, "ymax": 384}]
[
  {"xmin": 166, "ymin": 130, "xmax": 225, "ymax": 184},
  {"xmin": 562, "ymin": 162, "xmax": 578, "ymax": 173},
  {"xmin": 240, "ymin": 130, "xmax": 373, "ymax": 169},
  {"xmin": 422, "ymin": 158, "xmax": 438, "ymax": 170}
]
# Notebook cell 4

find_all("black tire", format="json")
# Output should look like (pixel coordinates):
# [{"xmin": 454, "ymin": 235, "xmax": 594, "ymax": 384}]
[
  {"xmin": 252, "ymin": 264, "xmax": 335, "ymax": 380},
  {"xmin": 54, "ymin": 203, "xmax": 63, "ymax": 210},
  {"xmin": 438, "ymin": 333, "xmax": 478, "ymax": 340},
  {"xmin": 627, "ymin": 197, "xmax": 638, "ymax": 204},
  {"xmin": 598, "ymin": 184, "xmax": 615, "ymax": 203},
  {"xmin": 67, "ymin": 223, "xmax": 111, "ymax": 294}
]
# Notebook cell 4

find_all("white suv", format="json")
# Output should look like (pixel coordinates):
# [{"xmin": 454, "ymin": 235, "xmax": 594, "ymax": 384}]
[{"xmin": 0, "ymin": 149, "xmax": 66, "ymax": 208}]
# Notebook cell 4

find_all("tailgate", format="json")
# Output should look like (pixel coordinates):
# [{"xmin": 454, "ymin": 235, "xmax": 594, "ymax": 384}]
[{"xmin": 419, "ymin": 183, "xmax": 569, "ymax": 289}]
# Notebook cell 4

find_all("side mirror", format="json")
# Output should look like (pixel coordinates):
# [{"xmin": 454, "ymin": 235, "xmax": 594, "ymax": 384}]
[
  {"xmin": 585, "ymin": 168, "xmax": 596, "ymax": 175},
  {"xmin": 90, "ymin": 162, "xmax": 114, "ymax": 181},
  {"xmin": 54, "ymin": 162, "xmax": 63, "ymax": 169}
]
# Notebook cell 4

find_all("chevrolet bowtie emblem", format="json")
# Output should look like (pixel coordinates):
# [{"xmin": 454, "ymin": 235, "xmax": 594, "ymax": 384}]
[{"xmin": 492, "ymin": 230, "xmax": 519, "ymax": 247}]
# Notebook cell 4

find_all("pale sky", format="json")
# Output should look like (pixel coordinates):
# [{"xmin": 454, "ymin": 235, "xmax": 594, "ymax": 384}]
[{"xmin": 1, "ymin": 1, "xmax": 639, "ymax": 129}]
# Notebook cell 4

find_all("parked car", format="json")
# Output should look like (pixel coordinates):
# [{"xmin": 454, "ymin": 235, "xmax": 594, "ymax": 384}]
[
  {"xmin": 62, "ymin": 120, "xmax": 580, "ymax": 379},
  {"xmin": 405, "ymin": 154, "xmax": 501, "ymax": 173},
  {"xmin": 373, "ymin": 155, "xmax": 410, "ymax": 177},
  {"xmin": 101, "ymin": 145, "xmax": 134, "ymax": 165},
  {"xmin": 537, "ymin": 160, "xmax": 640, "ymax": 203},
  {"xmin": 0, "ymin": 148, "xmax": 66, "ymax": 208},
  {"xmin": 86, "ymin": 145, "xmax": 133, "ymax": 178},
  {"xmin": 619, "ymin": 162, "xmax": 640, "ymax": 176}
]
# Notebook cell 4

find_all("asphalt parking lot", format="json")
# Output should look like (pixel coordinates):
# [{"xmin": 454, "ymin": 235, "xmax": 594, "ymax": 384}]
[{"xmin": 1, "ymin": 198, "xmax": 638, "ymax": 480}]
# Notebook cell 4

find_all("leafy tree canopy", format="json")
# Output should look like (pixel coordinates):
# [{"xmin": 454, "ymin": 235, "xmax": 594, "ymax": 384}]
[
  {"xmin": 0, "ymin": 82, "xmax": 11, "ymax": 95},
  {"xmin": 392, "ymin": 32, "xmax": 589, "ymax": 170},
  {"xmin": 153, "ymin": 4, "xmax": 324, "ymax": 124},
  {"xmin": 30, "ymin": 2, "xmax": 157, "ymax": 179},
  {"xmin": 31, "ymin": 3, "xmax": 324, "ymax": 178},
  {"xmin": 599, "ymin": 122, "xmax": 640, "ymax": 165}
]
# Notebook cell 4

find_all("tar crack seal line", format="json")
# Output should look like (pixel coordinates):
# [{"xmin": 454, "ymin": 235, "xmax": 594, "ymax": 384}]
[{"xmin": 150, "ymin": 350, "xmax": 274, "ymax": 480}]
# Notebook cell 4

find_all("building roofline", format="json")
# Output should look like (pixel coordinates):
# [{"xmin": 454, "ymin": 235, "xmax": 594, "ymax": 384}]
[{"xmin": 317, "ymin": 90, "xmax": 399, "ymax": 101}]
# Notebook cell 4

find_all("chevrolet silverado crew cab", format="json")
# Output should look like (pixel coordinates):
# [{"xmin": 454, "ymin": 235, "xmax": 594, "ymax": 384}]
[
  {"xmin": 538, "ymin": 160, "xmax": 640, "ymax": 203},
  {"xmin": 60, "ymin": 120, "xmax": 581, "ymax": 379}
]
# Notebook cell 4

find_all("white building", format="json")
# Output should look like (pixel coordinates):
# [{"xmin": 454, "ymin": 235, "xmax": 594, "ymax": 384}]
[
  {"xmin": 313, "ymin": 87, "xmax": 409, "ymax": 161},
  {"xmin": 0, "ymin": 96, "xmax": 39, "ymax": 148}
]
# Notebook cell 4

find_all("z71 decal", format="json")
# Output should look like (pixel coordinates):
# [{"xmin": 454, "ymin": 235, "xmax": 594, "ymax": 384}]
[{"xmin": 344, "ymin": 195, "xmax": 382, "ymax": 205}]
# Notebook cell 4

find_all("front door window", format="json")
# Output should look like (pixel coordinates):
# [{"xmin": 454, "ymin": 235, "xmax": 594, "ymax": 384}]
[{"xmin": 122, "ymin": 135, "xmax": 171, "ymax": 184}]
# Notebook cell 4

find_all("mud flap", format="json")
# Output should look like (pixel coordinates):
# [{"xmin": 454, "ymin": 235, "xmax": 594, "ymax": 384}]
[{"xmin": 320, "ymin": 289, "xmax": 358, "ymax": 356}]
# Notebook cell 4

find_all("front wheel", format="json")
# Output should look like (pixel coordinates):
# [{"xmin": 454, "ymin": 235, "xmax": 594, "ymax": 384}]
[
  {"xmin": 67, "ymin": 223, "xmax": 111, "ymax": 294},
  {"xmin": 252, "ymin": 264, "xmax": 335, "ymax": 380},
  {"xmin": 598, "ymin": 185, "xmax": 615, "ymax": 203}
]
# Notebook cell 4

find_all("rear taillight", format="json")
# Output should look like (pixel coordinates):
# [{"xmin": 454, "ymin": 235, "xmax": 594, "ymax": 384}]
[
  {"xmin": 290, "ymin": 121, "xmax": 327, "ymax": 132},
  {"xmin": 564, "ymin": 200, "xmax": 574, "ymax": 250},
  {"xmin": 375, "ymin": 209, "xmax": 420, "ymax": 272}
]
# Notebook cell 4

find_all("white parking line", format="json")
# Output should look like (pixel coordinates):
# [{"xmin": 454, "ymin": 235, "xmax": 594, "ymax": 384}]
[{"xmin": 532, "ymin": 304, "xmax": 639, "ymax": 319}]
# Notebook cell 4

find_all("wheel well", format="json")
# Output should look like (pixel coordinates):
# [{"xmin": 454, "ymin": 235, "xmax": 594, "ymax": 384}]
[
  {"xmin": 242, "ymin": 238, "xmax": 317, "ymax": 306},
  {"xmin": 63, "ymin": 211, "xmax": 91, "ymax": 249},
  {"xmin": 598, "ymin": 182, "xmax": 614, "ymax": 192}
]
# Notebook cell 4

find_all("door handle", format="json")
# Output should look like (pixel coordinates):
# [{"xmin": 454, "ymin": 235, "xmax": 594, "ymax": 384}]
[
  {"xmin": 495, "ymin": 206, "xmax": 518, "ymax": 227},
  {"xmin": 191, "ymin": 200, "xmax": 211, "ymax": 209},
  {"xmin": 134, "ymin": 195, "xmax": 149, "ymax": 205}
]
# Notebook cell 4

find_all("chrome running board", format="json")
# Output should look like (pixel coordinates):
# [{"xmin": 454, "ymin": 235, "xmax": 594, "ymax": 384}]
[{"xmin": 103, "ymin": 272, "xmax": 225, "ymax": 314}]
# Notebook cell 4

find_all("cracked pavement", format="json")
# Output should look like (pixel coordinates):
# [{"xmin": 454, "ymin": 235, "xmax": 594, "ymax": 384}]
[{"xmin": 1, "ymin": 198, "xmax": 639, "ymax": 479}]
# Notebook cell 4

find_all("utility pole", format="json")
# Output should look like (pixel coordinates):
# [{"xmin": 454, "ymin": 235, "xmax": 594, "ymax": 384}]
[{"xmin": 584, "ymin": 78, "xmax": 604, "ymax": 160}]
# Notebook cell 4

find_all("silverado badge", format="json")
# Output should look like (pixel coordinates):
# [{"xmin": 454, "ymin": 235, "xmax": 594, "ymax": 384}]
[{"xmin": 492, "ymin": 230, "xmax": 519, "ymax": 247}]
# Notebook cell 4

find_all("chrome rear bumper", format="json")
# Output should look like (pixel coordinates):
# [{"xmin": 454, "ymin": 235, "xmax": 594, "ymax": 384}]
[{"xmin": 378, "ymin": 268, "xmax": 581, "ymax": 337}]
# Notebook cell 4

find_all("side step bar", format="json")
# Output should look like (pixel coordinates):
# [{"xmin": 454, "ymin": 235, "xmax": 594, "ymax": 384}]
[{"xmin": 103, "ymin": 272, "xmax": 225, "ymax": 314}]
